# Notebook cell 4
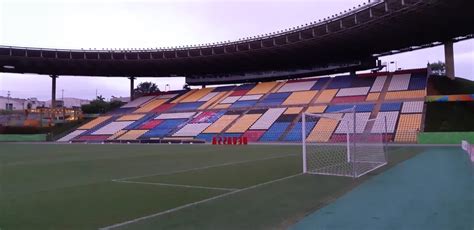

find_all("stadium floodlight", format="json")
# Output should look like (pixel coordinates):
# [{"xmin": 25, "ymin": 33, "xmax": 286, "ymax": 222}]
[{"xmin": 302, "ymin": 107, "xmax": 387, "ymax": 178}]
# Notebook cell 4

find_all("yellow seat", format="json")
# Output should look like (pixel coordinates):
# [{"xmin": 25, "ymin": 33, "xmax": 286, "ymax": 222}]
[
  {"xmin": 247, "ymin": 82, "xmax": 279, "ymax": 95},
  {"xmin": 117, "ymin": 130, "xmax": 148, "ymax": 140},
  {"xmin": 285, "ymin": 107, "xmax": 303, "ymax": 114},
  {"xmin": 226, "ymin": 114, "xmax": 262, "ymax": 133},
  {"xmin": 306, "ymin": 105, "xmax": 327, "ymax": 114},
  {"xmin": 180, "ymin": 88, "xmax": 214, "ymax": 103},
  {"xmin": 199, "ymin": 92, "xmax": 226, "ymax": 110},
  {"xmin": 283, "ymin": 91, "xmax": 318, "ymax": 105},
  {"xmin": 108, "ymin": 130, "xmax": 127, "ymax": 140},
  {"xmin": 78, "ymin": 116, "xmax": 111, "ymax": 130},
  {"xmin": 203, "ymin": 115, "xmax": 240, "ymax": 133},
  {"xmin": 315, "ymin": 89, "xmax": 338, "ymax": 103},
  {"xmin": 385, "ymin": 90, "xmax": 426, "ymax": 100},
  {"xmin": 117, "ymin": 114, "xmax": 145, "ymax": 121},
  {"xmin": 394, "ymin": 114, "xmax": 422, "ymax": 142},
  {"xmin": 366, "ymin": 92, "xmax": 380, "ymax": 101},
  {"xmin": 171, "ymin": 90, "xmax": 196, "ymax": 103},
  {"xmin": 133, "ymin": 99, "xmax": 167, "ymax": 113},
  {"xmin": 306, "ymin": 114, "xmax": 342, "ymax": 142}
]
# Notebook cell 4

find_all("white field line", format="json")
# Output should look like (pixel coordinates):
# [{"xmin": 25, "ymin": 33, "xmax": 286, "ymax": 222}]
[
  {"xmin": 100, "ymin": 173, "xmax": 303, "ymax": 230},
  {"xmin": 114, "ymin": 153, "xmax": 297, "ymax": 181},
  {"xmin": 113, "ymin": 180, "xmax": 238, "ymax": 192}
]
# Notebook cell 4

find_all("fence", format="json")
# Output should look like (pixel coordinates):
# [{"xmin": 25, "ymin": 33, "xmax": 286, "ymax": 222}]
[
  {"xmin": 0, "ymin": 134, "xmax": 47, "ymax": 142},
  {"xmin": 418, "ymin": 132, "xmax": 474, "ymax": 144},
  {"xmin": 461, "ymin": 140, "xmax": 474, "ymax": 162}
]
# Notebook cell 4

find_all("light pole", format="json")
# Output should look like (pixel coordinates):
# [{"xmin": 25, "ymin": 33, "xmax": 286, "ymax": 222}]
[{"xmin": 7, "ymin": 91, "xmax": 11, "ymax": 111}]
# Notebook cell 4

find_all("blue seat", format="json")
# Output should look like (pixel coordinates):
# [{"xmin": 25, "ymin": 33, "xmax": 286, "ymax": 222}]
[
  {"xmin": 124, "ymin": 114, "xmax": 156, "ymax": 130},
  {"xmin": 259, "ymin": 122, "xmax": 291, "ymax": 141},
  {"xmin": 230, "ymin": 100, "xmax": 257, "ymax": 108},
  {"xmin": 284, "ymin": 122, "xmax": 316, "ymax": 141},
  {"xmin": 196, "ymin": 133, "xmax": 216, "ymax": 142},
  {"xmin": 327, "ymin": 75, "xmax": 353, "ymax": 89},
  {"xmin": 311, "ymin": 78, "xmax": 330, "ymax": 90},
  {"xmin": 171, "ymin": 102, "xmax": 205, "ymax": 111},
  {"xmin": 380, "ymin": 102, "xmax": 402, "ymax": 111}
]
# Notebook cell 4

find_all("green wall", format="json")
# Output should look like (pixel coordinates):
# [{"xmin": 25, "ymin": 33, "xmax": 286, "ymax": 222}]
[
  {"xmin": 418, "ymin": 132, "xmax": 474, "ymax": 144},
  {"xmin": 0, "ymin": 134, "xmax": 47, "ymax": 142}
]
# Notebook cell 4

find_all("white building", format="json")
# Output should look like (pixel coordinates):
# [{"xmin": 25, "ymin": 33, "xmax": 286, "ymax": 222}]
[
  {"xmin": 0, "ymin": 96, "xmax": 46, "ymax": 111},
  {"xmin": 45, "ymin": 97, "xmax": 90, "ymax": 108},
  {"xmin": 111, "ymin": 96, "xmax": 130, "ymax": 103},
  {"xmin": 0, "ymin": 96, "xmax": 25, "ymax": 111}
]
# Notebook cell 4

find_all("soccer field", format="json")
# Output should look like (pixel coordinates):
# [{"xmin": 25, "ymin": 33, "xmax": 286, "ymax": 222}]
[{"xmin": 0, "ymin": 143, "xmax": 422, "ymax": 229}]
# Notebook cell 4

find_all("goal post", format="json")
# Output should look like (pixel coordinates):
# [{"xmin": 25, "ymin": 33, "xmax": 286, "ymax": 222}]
[{"xmin": 302, "ymin": 107, "xmax": 388, "ymax": 178}]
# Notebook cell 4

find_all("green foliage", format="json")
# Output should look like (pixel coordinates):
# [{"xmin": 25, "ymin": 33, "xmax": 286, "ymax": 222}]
[
  {"xmin": 134, "ymin": 82, "xmax": 160, "ymax": 98},
  {"xmin": 81, "ymin": 95, "xmax": 125, "ymax": 114},
  {"xmin": 429, "ymin": 76, "xmax": 474, "ymax": 95},
  {"xmin": 429, "ymin": 61, "xmax": 446, "ymax": 76},
  {"xmin": 424, "ymin": 102, "xmax": 474, "ymax": 132}
]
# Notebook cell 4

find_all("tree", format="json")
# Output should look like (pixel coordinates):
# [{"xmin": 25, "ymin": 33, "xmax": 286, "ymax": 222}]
[
  {"xmin": 80, "ymin": 95, "xmax": 124, "ymax": 114},
  {"xmin": 429, "ymin": 61, "xmax": 446, "ymax": 76},
  {"xmin": 134, "ymin": 82, "xmax": 160, "ymax": 98}
]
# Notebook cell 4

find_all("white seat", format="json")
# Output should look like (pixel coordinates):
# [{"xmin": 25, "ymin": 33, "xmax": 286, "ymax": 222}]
[
  {"xmin": 155, "ymin": 112, "xmax": 195, "ymax": 119},
  {"xmin": 401, "ymin": 101, "xmax": 424, "ymax": 113},
  {"xmin": 388, "ymin": 74, "xmax": 411, "ymax": 91},
  {"xmin": 370, "ymin": 76, "xmax": 387, "ymax": 92},
  {"xmin": 93, "ymin": 121, "xmax": 134, "ymax": 135},
  {"xmin": 250, "ymin": 108, "xmax": 286, "ymax": 130}
]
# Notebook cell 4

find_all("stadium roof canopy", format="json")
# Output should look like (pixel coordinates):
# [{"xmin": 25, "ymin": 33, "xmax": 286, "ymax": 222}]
[{"xmin": 0, "ymin": 0, "xmax": 473, "ymax": 85}]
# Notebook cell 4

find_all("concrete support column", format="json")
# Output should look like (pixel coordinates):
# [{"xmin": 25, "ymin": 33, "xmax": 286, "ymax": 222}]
[
  {"xmin": 444, "ymin": 41, "xmax": 455, "ymax": 80},
  {"xmin": 50, "ymin": 75, "xmax": 58, "ymax": 108},
  {"xmin": 129, "ymin": 77, "xmax": 136, "ymax": 101}
]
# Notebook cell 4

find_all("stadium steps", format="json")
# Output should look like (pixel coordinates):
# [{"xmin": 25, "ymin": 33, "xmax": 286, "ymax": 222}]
[
  {"xmin": 251, "ymin": 82, "xmax": 284, "ymax": 105},
  {"xmin": 363, "ymin": 73, "xmax": 393, "ymax": 133},
  {"xmin": 218, "ymin": 110, "xmax": 249, "ymax": 135},
  {"xmin": 309, "ymin": 77, "xmax": 333, "ymax": 105},
  {"xmin": 277, "ymin": 111, "xmax": 302, "ymax": 142},
  {"xmin": 420, "ymin": 102, "xmax": 427, "ymax": 132},
  {"xmin": 370, "ymin": 73, "xmax": 393, "ymax": 119}
]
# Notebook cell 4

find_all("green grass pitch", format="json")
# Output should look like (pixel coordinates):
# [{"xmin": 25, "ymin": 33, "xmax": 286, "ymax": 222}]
[{"xmin": 0, "ymin": 143, "xmax": 423, "ymax": 229}]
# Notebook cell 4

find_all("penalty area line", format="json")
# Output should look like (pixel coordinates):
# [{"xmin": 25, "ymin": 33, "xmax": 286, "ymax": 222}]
[
  {"xmin": 113, "ymin": 153, "xmax": 297, "ymax": 181},
  {"xmin": 112, "ymin": 180, "xmax": 238, "ymax": 192},
  {"xmin": 100, "ymin": 173, "xmax": 303, "ymax": 230}
]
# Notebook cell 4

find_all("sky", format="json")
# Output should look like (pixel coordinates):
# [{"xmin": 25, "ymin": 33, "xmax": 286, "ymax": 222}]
[{"xmin": 0, "ymin": 0, "xmax": 473, "ymax": 101}]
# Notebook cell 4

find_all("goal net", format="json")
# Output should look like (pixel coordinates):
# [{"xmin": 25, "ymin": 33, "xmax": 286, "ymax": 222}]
[{"xmin": 302, "ymin": 108, "xmax": 388, "ymax": 178}]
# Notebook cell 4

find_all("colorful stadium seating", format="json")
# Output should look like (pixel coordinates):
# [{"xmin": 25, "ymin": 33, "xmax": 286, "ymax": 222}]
[{"xmin": 62, "ymin": 69, "xmax": 429, "ymax": 143}]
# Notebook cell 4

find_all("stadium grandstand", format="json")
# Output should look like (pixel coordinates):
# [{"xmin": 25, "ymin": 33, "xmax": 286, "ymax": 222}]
[
  {"xmin": 58, "ymin": 68, "xmax": 427, "ymax": 144},
  {"xmin": 1, "ymin": 0, "xmax": 474, "ymax": 229}
]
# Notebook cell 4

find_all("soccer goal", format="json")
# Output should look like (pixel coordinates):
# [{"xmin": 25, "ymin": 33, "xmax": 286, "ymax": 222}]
[{"xmin": 302, "ymin": 107, "xmax": 388, "ymax": 178}]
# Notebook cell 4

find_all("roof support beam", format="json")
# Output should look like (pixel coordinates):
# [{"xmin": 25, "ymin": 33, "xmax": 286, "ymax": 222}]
[
  {"xmin": 129, "ymin": 77, "xmax": 136, "ymax": 100},
  {"xmin": 444, "ymin": 41, "xmax": 455, "ymax": 80},
  {"xmin": 50, "ymin": 75, "xmax": 58, "ymax": 109}
]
